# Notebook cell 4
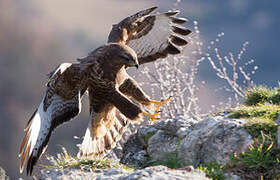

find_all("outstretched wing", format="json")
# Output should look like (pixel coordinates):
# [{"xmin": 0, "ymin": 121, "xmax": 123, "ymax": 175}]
[
  {"xmin": 18, "ymin": 63, "xmax": 87, "ymax": 175},
  {"xmin": 107, "ymin": 7, "xmax": 192, "ymax": 65}
]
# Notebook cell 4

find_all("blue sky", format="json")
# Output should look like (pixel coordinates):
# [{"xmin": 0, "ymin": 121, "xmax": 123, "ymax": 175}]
[{"xmin": 176, "ymin": 0, "xmax": 279, "ymax": 86}]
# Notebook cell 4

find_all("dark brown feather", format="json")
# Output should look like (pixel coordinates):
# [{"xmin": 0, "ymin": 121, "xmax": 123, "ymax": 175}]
[
  {"xmin": 108, "ymin": 7, "xmax": 191, "ymax": 65},
  {"xmin": 129, "ymin": 16, "xmax": 156, "ymax": 40},
  {"xmin": 27, "ymin": 153, "xmax": 36, "ymax": 176},
  {"xmin": 171, "ymin": 17, "xmax": 187, "ymax": 24},
  {"xmin": 165, "ymin": 42, "xmax": 181, "ymax": 55},
  {"xmin": 172, "ymin": 26, "xmax": 192, "ymax": 36},
  {"xmin": 129, "ymin": 6, "xmax": 158, "ymax": 20},
  {"xmin": 110, "ymin": 127, "xmax": 119, "ymax": 141},
  {"xmin": 104, "ymin": 131, "xmax": 113, "ymax": 149},
  {"xmin": 164, "ymin": 11, "xmax": 180, "ymax": 17},
  {"xmin": 170, "ymin": 35, "xmax": 188, "ymax": 46}
]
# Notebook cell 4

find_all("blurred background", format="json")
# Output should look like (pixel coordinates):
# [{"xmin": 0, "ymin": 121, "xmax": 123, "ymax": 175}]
[{"xmin": 0, "ymin": 0, "xmax": 279, "ymax": 179}]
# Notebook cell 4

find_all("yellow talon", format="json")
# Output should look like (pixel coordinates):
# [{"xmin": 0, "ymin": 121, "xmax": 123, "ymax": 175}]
[
  {"xmin": 150, "ymin": 96, "xmax": 172, "ymax": 112},
  {"xmin": 142, "ymin": 112, "xmax": 160, "ymax": 122}
]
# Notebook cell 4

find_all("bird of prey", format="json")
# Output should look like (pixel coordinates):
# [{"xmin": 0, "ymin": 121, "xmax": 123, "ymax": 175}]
[{"xmin": 18, "ymin": 6, "xmax": 192, "ymax": 175}]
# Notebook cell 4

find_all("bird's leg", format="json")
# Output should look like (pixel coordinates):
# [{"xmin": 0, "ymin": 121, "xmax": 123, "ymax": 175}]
[
  {"xmin": 150, "ymin": 96, "xmax": 172, "ymax": 112},
  {"xmin": 142, "ymin": 96, "xmax": 171, "ymax": 123},
  {"xmin": 142, "ymin": 111, "xmax": 160, "ymax": 123}
]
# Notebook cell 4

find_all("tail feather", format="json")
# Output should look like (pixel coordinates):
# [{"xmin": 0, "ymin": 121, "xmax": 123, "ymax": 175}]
[
  {"xmin": 78, "ymin": 109, "xmax": 131, "ymax": 159},
  {"xmin": 104, "ymin": 131, "xmax": 114, "ymax": 149},
  {"xmin": 113, "ymin": 116, "xmax": 123, "ymax": 132},
  {"xmin": 110, "ymin": 127, "xmax": 119, "ymax": 142}
]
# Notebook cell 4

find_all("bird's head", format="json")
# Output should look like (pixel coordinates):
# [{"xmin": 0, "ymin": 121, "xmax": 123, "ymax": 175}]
[
  {"xmin": 105, "ymin": 43, "xmax": 139, "ymax": 69},
  {"xmin": 118, "ymin": 44, "xmax": 139, "ymax": 69}
]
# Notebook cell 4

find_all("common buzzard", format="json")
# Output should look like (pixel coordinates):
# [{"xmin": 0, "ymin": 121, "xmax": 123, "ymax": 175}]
[{"xmin": 19, "ymin": 7, "xmax": 191, "ymax": 175}]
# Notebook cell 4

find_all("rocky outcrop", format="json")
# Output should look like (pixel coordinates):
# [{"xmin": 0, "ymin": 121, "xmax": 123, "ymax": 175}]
[
  {"xmin": 178, "ymin": 117, "xmax": 252, "ymax": 165},
  {"xmin": 39, "ymin": 115, "xmax": 252, "ymax": 179},
  {"xmin": 40, "ymin": 165, "xmax": 209, "ymax": 180},
  {"xmin": 120, "ymin": 116, "xmax": 252, "ymax": 168}
]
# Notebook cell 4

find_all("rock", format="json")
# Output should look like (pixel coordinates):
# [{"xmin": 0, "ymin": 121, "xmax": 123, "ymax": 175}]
[
  {"xmin": 40, "ymin": 168, "xmax": 127, "ymax": 180},
  {"xmin": 43, "ymin": 115, "xmax": 253, "ymax": 179},
  {"xmin": 224, "ymin": 173, "xmax": 241, "ymax": 180},
  {"xmin": 131, "ymin": 150, "xmax": 147, "ymax": 166},
  {"xmin": 120, "ymin": 132, "xmax": 147, "ymax": 167},
  {"xmin": 176, "ymin": 126, "xmax": 192, "ymax": 139},
  {"xmin": 122, "ymin": 165, "xmax": 209, "ymax": 180},
  {"xmin": 137, "ymin": 126, "xmax": 158, "ymax": 147},
  {"xmin": 178, "ymin": 116, "xmax": 252, "ymax": 166},
  {"xmin": 119, "ymin": 115, "xmax": 252, "ymax": 169},
  {"xmin": 119, "ymin": 117, "xmax": 196, "ymax": 168},
  {"xmin": 154, "ymin": 116, "xmax": 195, "ymax": 135},
  {"xmin": 0, "ymin": 167, "xmax": 9, "ymax": 180},
  {"xmin": 142, "ymin": 116, "xmax": 252, "ymax": 167},
  {"xmin": 147, "ymin": 130, "xmax": 179, "ymax": 161},
  {"xmin": 39, "ymin": 165, "xmax": 209, "ymax": 180}
]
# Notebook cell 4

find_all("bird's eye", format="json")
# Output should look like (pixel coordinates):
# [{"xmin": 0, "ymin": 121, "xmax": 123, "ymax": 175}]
[{"xmin": 121, "ymin": 55, "xmax": 131, "ymax": 62}]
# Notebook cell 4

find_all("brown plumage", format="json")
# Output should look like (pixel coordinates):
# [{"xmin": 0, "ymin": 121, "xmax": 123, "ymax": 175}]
[
  {"xmin": 19, "ymin": 7, "xmax": 191, "ymax": 175},
  {"xmin": 108, "ymin": 6, "xmax": 191, "ymax": 64}
]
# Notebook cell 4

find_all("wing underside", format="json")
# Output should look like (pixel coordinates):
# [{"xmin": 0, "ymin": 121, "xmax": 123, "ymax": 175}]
[{"xmin": 108, "ymin": 7, "xmax": 192, "ymax": 65}]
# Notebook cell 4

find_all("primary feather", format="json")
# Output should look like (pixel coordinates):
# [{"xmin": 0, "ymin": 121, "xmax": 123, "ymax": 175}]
[{"xmin": 108, "ymin": 7, "xmax": 191, "ymax": 65}]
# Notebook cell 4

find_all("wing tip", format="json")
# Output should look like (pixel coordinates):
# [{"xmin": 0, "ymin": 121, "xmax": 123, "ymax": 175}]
[
  {"xmin": 165, "ymin": 10, "xmax": 180, "ymax": 17},
  {"xmin": 27, "ymin": 154, "xmax": 37, "ymax": 176},
  {"xmin": 134, "ymin": 6, "xmax": 158, "ymax": 18},
  {"xmin": 170, "ymin": 35, "xmax": 188, "ymax": 46},
  {"xmin": 20, "ymin": 166, "xmax": 24, "ymax": 174},
  {"xmin": 171, "ymin": 17, "xmax": 188, "ymax": 24},
  {"xmin": 19, "ymin": 141, "xmax": 30, "ymax": 175},
  {"xmin": 172, "ymin": 26, "xmax": 192, "ymax": 36},
  {"xmin": 19, "ymin": 130, "xmax": 31, "ymax": 157},
  {"xmin": 166, "ymin": 42, "xmax": 181, "ymax": 55},
  {"xmin": 143, "ymin": 6, "xmax": 158, "ymax": 15},
  {"xmin": 148, "ymin": 6, "xmax": 158, "ymax": 12}
]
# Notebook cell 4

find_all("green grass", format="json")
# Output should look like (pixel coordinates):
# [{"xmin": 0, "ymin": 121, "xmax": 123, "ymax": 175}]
[
  {"xmin": 228, "ymin": 104, "xmax": 280, "ymax": 120},
  {"xmin": 144, "ymin": 131, "xmax": 156, "ymax": 143},
  {"xmin": 145, "ymin": 152, "xmax": 227, "ymax": 179},
  {"xmin": 226, "ymin": 85, "xmax": 280, "ymax": 179},
  {"xmin": 228, "ymin": 103, "xmax": 279, "ymax": 141},
  {"xmin": 198, "ymin": 162, "xmax": 225, "ymax": 180},
  {"xmin": 244, "ymin": 85, "xmax": 280, "ymax": 106},
  {"xmin": 226, "ymin": 133, "xmax": 280, "ymax": 179},
  {"xmin": 145, "ymin": 151, "xmax": 187, "ymax": 169},
  {"xmin": 43, "ymin": 147, "xmax": 134, "ymax": 171}
]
